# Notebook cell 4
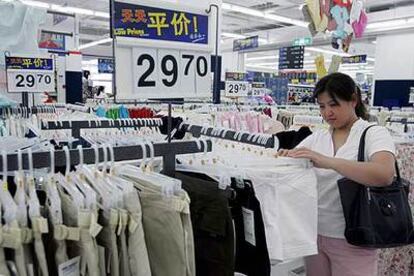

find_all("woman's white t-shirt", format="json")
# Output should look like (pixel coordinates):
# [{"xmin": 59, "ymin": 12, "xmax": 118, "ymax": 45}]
[{"xmin": 297, "ymin": 119, "xmax": 396, "ymax": 239}]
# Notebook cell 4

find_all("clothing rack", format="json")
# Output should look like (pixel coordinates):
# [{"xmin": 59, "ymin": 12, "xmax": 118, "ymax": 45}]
[
  {"xmin": 0, "ymin": 140, "xmax": 212, "ymax": 176},
  {"xmin": 181, "ymin": 123, "xmax": 278, "ymax": 149},
  {"xmin": 41, "ymin": 118, "xmax": 163, "ymax": 138},
  {"xmin": 387, "ymin": 118, "xmax": 414, "ymax": 133},
  {"xmin": 0, "ymin": 105, "xmax": 64, "ymax": 117}
]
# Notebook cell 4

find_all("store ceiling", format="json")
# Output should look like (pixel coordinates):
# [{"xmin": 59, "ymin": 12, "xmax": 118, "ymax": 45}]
[
  {"xmin": 31, "ymin": 0, "xmax": 414, "ymax": 45},
  {"xmin": 10, "ymin": 0, "xmax": 414, "ymax": 73}
]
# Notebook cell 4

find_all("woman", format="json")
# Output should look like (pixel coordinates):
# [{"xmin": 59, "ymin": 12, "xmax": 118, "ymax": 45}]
[{"xmin": 279, "ymin": 72, "xmax": 396, "ymax": 276}]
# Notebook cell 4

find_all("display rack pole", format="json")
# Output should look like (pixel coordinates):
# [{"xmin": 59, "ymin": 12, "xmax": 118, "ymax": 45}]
[
  {"xmin": 206, "ymin": 4, "xmax": 221, "ymax": 104},
  {"xmin": 21, "ymin": 93, "xmax": 29, "ymax": 107}
]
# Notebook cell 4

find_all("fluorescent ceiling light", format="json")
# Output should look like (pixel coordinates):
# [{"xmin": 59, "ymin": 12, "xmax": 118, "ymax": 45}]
[
  {"xmin": 367, "ymin": 19, "xmax": 407, "ymax": 30},
  {"xmin": 79, "ymin": 38, "xmax": 112, "ymax": 50},
  {"xmin": 306, "ymin": 47, "xmax": 350, "ymax": 57},
  {"xmin": 222, "ymin": 2, "xmax": 308, "ymax": 28},
  {"xmin": 263, "ymin": 13, "xmax": 308, "ymax": 27},
  {"xmin": 51, "ymin": 4, "xmax": 94, "ymax": 16},
  {"xmin": 1, "ymin": 0, "xmax": 110, "ymax": 18},
  {"xmin": 221, "ymin": 32, "xmax": 246, "ymax": 39},
  {"xmin": 21, "ymin": 0, "xmax": 49, "ymax": 8},
  {"xmin": 94, "ymin": 11, "xmax": 110, "ymax": 18},
  {"xmin": 367, "ymin": 17, "xmax": 414, "ymax": 31},
  {"xmin": 221, "ymin": 32, "xmax": 267, "ymax": 44}
]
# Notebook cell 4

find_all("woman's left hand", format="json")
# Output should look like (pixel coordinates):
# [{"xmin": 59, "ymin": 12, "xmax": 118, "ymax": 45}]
[{"xmin": 287, "ymin": 147, "xmax": 333, "ymax": 169}]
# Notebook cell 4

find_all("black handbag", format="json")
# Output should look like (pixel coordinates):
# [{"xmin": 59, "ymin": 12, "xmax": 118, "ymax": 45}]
[{"xmin": 337, "ymin": 125, "xmax": 414, "ymax": 248}]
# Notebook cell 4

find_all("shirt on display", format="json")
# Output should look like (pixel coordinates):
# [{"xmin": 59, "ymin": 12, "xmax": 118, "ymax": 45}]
[{"xmin": 297, "ymin": 119, "xmax": 396, "ymax": 238}]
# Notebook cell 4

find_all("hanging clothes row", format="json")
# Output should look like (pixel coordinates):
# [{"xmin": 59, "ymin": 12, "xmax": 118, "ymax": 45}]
[
  {"xmin": 95, "ymin": 105, "xmax": 157, "ymax": 119},
  {"xmin": 0, "ymin": 138, "xmax": 212, "ymax": 276}
]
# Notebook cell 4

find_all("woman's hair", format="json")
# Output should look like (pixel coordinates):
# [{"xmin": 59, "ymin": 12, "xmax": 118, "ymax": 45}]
[
  {"xmin": 314, "ymin": 72, "xmax": 369, "ymax": 120},
  {"xmin": 96, "ymin": 86, "xmax": 105, "ymax": 96}
]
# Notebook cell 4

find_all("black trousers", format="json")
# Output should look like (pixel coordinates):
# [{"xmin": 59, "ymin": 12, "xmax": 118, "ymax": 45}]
[
  {"xmin": 175, "ymin": 171, "xmax": 235, "ymax": 276},
  {"xmin": 230, "ymin": 178, "xmax": 271, "ymax": 276}
]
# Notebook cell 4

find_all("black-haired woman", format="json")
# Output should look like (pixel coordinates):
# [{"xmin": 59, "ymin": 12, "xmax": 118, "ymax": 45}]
[{"xmin": 279, "ymin": 72, "xmax": 396, "ymax": 276}]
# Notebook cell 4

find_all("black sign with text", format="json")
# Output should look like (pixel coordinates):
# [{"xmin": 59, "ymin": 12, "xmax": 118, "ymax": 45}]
[{"xmin": 278, "ymin": 46, "xmax": 305, "ymax": 70}]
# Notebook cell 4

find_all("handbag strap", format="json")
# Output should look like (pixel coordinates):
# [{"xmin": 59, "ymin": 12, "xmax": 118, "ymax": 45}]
[{"xmin": 358, "ymin": 125, "xmax": 401, "ymax": 181}]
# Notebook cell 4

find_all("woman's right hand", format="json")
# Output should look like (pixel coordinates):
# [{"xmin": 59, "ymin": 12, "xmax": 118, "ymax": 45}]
[{"xmin": 277, "ymin": 149, "xmax": 291, "ymax": 157}]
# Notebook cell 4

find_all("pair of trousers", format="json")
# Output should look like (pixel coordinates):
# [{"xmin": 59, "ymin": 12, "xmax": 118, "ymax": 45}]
[
  {"xmin": 30, "ymin": 216, "xmax": 49, "ymax": 276},
  {"xmin": 97, "ymin": 209, "xmax": 119, "ymax": 276},
  {"xmin": 131, "ymin": 177, "xmax": 195, "ymax": 276},
  {"xmin": 305, "ymin": 235, "xmax": 378, "ymax": 276},
  {"xmin": 0, "ymin": 221, "xmax": 24, "ymax": 276},
  {"xmin": 117, "ymin": 209, "xmax": 131, "ymax": 276},
  {"xmin": 123, "ymin": 191, "xmax": 151, "ymax": 276},
  {"xmin": 60, "ymin": 191, "xmax": 101, "ymax": 276},
  {"xmin": 230, "ymin": 178, "xmax": 270, "ymax": 276},
  {"xmin": 175, "ymin": 171, "xmax": 235, "ymax": 276}
]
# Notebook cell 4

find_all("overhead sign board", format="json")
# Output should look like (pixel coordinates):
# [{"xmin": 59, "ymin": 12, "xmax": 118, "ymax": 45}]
[
  {"xmin": 342, "ymin": 55, "xmax": 367, "ymax": 64},
  {"xmin": 6, "ymin": 56, "xmax": 55, "ymax": 93},
  {"xmin": 113, "ymin": 0, "xmax": 213, "ymax": 100},
  {"xmin": 233, "ymin": 36, "xmax": 259, "ymax": 52},
  {"xmin": 113, "ymin": 1, "xmax": 208, "ymax": 44},
  {"xmin": 98, "ymin": 59, "xmax": 114, "ymax": 73},
  {"xmin": 293, "ymin": 37, "xmax": 312, "ymax": 46},
  {"xmin": 278, "ymin": 46, "xmax": 305, "ymax": 70}
]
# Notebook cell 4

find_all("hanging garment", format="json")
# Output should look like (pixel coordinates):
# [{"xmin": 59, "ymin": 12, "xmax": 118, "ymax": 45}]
[
  {"xmin": 315, "ymin": 55, "xmax": 328, "ymax": 78},
  {"xmin": 352, "ymin": 11, "xmax": 368, "ymax": 38},
  {"xmin": 305, "ymin": 0, "xmax": 328, "ymax": 32},
  {"xmin": 129, "ymin": 178, "xmax": 195, "ymax": 276},
  {"xmin": 96, "ymin": 209, "xmax": 120, "ymax": 276},
  {"xmin": 275, "ymin": 126, "xmax": 312, "ymax": 150},
  {"xmin": 117, "ymin": 209, "xmax": 131, "ymax": 276},
  {"xmin": 30, "ymin": 215, "xmax": 49, "ymax": 276},
  {"xmin": 301, "ymin": 5, "xmax": 318, "ymax": 36},
  {"xmin": 59, "ymin": 191, "xmax": 101, "ymax": 276},
  {"xmin": 123, "ymin": 190, "xmax": 152, "ymax": 276},
  {"xmin": 246, "ymin": 164, "xmax": 318, "ymax": 261},
  {"xmin": 0, "ymin": 2, "xmax": 46, "ymax": 64},
  {"xmin": 328, "ymin": 55, "xmax": 343, "ymax": 74},
  {"xmin": 175, "ymin": 171, "xmax": 235, "ymax": 276},
  {"xmin": 230, "ymin": 178, "xmax": 271, "ymax": 276}
]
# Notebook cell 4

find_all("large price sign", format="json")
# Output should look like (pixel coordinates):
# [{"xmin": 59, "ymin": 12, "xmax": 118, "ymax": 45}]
[
  {"xmin": 6, "ymin": 56, "xmax": 55, "ymax": 93},
  {"xmin": 113, "ymin": 0, "xmax": 214, "ymax": 100},
  {"xmin": 225, "ymin": 81, "xmax": 249, "ymax": 97},
  {"xmin": 131, "ymin": 47, "xmax": 210, "ymax": 98}
]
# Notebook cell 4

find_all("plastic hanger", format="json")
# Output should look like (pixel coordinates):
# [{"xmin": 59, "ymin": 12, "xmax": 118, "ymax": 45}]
[
  {"xmin": 0, "ymin": 150, "xmax": 18, "ymax": 224},
  {"xmin": 71, "ymin": 145, "xmax": 97, "ymax": 210},
  {"xmin": 80, "ymin": 144, "xmax": 114, "ymax": 210},
  {"xmin": 44, "ymin": 147, "xmax": 63, "ymax": 224},
  {"xmin": 26, "ymin": 148, "xmax": 41, "ymax": 219},
  {"xmin": 54, "ymin": 146, "xmax": 85, "ymax": 210},
  {"xmin": 14, "ymin": 149, "xmax": 28, "ymax": 227},
  {"xmin": 115, "ymin": 143, "xmax": 179, "ymax": 197}
]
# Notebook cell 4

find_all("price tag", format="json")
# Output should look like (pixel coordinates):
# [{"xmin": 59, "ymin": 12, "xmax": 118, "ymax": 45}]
[
  {"xmin": 6, "ymin": 56, "xmax": 55, "ymax": 93},
  {"xmin": 225, "ymin": 81, "xmax": 249, "ymax": 97},
  {"xmin": 130, "ymin": 47, "xmax": 211, "ymax": 99},
  {"xmin": 250, "ymin": 82, "xmax": 266, "ymax": 97}
]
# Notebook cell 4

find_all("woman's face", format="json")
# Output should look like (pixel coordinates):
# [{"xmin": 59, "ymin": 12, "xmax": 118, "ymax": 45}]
[{"xmin": 317, "ymin": 91, "xmax": 357, "ymax": 129}]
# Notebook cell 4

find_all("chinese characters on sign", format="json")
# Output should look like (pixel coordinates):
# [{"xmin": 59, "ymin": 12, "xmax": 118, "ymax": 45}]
[
  {"xmin": 5, "ymin": 57, "xmax": 53, "ymax": 71},
  {"xmin": 5, "ymin": 56, "xmax": 55, "ymax": 93},
  {"xmin": 233, "ymin": 36, "xmax": 259, "ymax": 52},
  {"xmin": 113, "ymin": 2, "xmax": 208, "ymax": 44}
]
